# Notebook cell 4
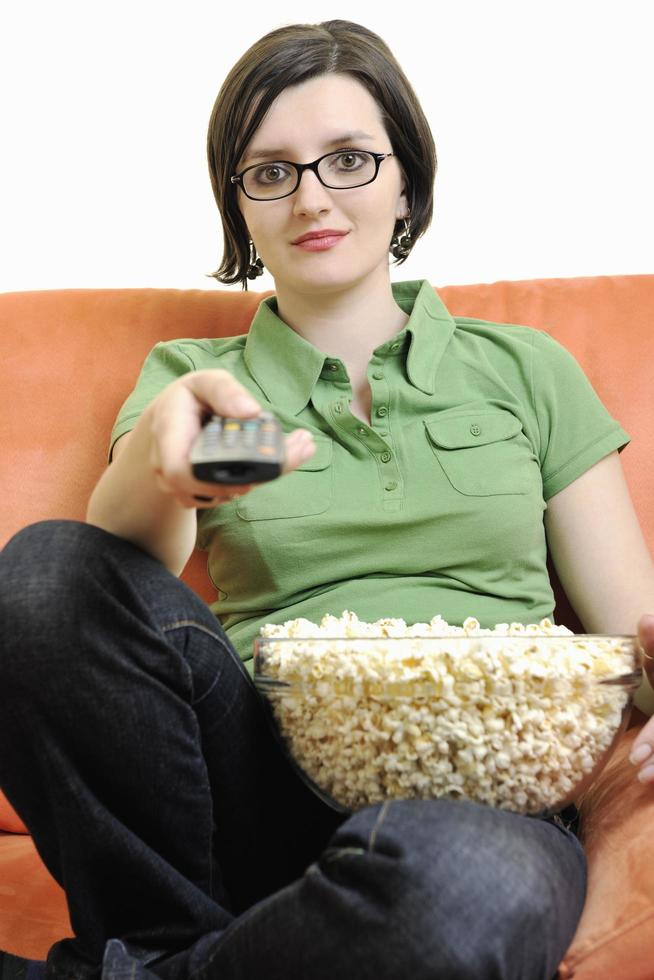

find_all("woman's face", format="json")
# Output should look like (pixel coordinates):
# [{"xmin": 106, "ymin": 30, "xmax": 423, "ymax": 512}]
[{"xmin": 235, "ymin": 73, "xmax": 410, "ymax": 293}]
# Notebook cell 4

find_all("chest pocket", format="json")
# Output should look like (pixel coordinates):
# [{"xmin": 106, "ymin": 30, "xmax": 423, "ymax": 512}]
[
  {"xmin": 424, "ymin": 410, "xmax": 531, "ymax": 495},
  {"xmin": 236, "ymin": 436, "xmax": 334, "ymax": 521}
]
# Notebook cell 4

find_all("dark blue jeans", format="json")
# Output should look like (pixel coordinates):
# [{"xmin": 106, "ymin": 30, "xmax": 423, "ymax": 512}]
[{"xmin": 0, "ymin": 520, "xmax": 587, "ymax": 980}]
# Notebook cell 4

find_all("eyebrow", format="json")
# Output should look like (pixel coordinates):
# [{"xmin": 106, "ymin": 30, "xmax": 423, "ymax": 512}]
[{"xmin": 243, "ymin": 131, "xmax": 376, "ymax": 165}]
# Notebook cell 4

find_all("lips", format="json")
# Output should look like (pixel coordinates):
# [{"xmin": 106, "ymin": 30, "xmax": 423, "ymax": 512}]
[{"xmin": 291, "ymin": 229, "xmax": 349, "ymax": 245}]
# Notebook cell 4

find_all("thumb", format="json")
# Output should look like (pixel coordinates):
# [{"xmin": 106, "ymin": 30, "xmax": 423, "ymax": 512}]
[
  {"xmin": 637, "ymin": 614, "xmax": 654, "ymax": 686},
  {"xmin": 638, "ymin": 613, "xmax": 654, "ymax": 640},
  {"xmin": 282, "ymin": 429, "xmax": 315, "ymax": 475}
]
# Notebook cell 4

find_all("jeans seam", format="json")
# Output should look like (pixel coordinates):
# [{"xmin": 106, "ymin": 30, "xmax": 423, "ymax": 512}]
[
  {"xmin": 161, "ymin": 619, "xmax": 225, "ymax": 640},
  {"xmin": 161, "ymin": 620, "xmax": 237, "ymax": 706},
  {"xmin": 322, "ymin": 846, "xmax": 367, "ymax": 863},
  {"xmin": 160, "ymin": 618, "xmax": 223, "ymax": 899},
  {"xmin": 367, "ymin": 800, "xmax": 391, "ymax": 852},
  {"xmin": 161, "ymin": 619, "xmax": 252, "ymax": 688},
  {"xmin": 184, "ymin": 901, "xmax": 267, "ymax": 980}
]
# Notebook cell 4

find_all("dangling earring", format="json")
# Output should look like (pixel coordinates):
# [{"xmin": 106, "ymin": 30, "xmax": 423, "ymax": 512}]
[
  {"xmin": 390, "ymin": 215, "xmax": 413, "ymax": 259},
  {"xmin": 246, "ymin": 240, "xmax": 265, "ymax": 280}
]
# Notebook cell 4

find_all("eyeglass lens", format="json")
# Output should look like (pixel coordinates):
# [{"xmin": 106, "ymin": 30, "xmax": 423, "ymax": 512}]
[{"xmin": 242, "ymin": 151, "xmax": 377, "ymax": 200}]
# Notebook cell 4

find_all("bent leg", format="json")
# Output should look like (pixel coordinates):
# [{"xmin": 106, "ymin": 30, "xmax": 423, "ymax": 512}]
[
  {"xmin": 103, "ymin": 797, "xmax": 587, "ymax": 980},
  {"xmin": 0, "ymin": 521, "xmax": 343, "ymax": 980}
]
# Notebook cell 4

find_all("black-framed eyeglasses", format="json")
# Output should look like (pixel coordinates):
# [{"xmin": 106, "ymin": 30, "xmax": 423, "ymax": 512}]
[{"xmin": 230, "ymin": 150, "xmax": 394, "ymax": 201}]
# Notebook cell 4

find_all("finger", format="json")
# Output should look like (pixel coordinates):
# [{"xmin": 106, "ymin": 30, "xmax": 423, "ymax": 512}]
[
  {"xmin": 637, "ymin": 616, "xmax": 654, "ymax": 692},
  {"xmin": 637, "ymin": 615, "xmax": 654, "ymax": 653},
  {"xmin": 630, "ymin": 741, "xmax": 653, "ymax": 763},
  {"xmin": 637, "ymin": 764, "xmax": 654, "ymax": 784},
  {"xmin": 183, "ymin": 369, "xmax": 262, "ymax": 419},
  {"xmin": 628, "ymin": 712, "xmax": 654, "ymax": 781},
  {"xmin": 282, "ymin": 428, "xmax": 316, "ymax": 474}
]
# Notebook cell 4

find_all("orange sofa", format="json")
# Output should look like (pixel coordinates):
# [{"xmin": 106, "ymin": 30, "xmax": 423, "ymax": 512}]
[{"xmin": 1, "ymin": 275, "xmax": 654, "ymax": 978}]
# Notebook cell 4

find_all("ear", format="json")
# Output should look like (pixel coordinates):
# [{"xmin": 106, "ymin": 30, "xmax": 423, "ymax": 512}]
[{"xmin": 395, "ymin": 180, "xmax": 410, "ymax": 223}]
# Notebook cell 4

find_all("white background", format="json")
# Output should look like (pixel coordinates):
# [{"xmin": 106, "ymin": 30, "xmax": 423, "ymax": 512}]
[{"xmin": 1, "ymin": 0, "xmax": 652, "ymax": 293}]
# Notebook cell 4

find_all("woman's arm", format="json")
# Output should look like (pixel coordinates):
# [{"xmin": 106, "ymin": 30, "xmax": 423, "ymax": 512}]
[
  {"xmin": 543, "ymin": 449, "xmax": 654, "ymax": 780},
  {"xmin": 86, "ymin": 368, "xmax": 316, "ymax": 576},
  {"xmin": 86, "ymin": 414, "xmax": 200, "ymax": 576}
]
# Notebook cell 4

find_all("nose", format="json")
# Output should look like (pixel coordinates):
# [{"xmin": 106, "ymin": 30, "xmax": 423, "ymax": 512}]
[{"xmin": 291, "ymin": 167, "xmax": 333, "ymax": 216}]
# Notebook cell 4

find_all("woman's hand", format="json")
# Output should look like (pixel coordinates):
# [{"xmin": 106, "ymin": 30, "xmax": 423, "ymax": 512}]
[
  {"xmin": 146, "ymin": 368, "xmax": 315, "ymax": 509},
  {"xmin": 628, "ymin": 613, "xmax": 654, "ymax": 782}
]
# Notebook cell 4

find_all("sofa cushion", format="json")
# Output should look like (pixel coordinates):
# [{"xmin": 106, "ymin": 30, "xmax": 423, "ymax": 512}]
[
  {"xmin": 0, "ymin": 790, "xmax": 28, "ymax": 834},
  {"xmin": 0, "ymin": 832, "xmax": 72, "ymax": 958},
  {"xmin": 556, "ymin": 707, "xmax": 654, "ymax": 978}
]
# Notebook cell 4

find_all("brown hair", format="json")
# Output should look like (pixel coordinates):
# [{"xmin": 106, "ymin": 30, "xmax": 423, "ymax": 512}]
[{"xmin": 205, "ymin": 20, "xmax": 437, "ymax": 290}]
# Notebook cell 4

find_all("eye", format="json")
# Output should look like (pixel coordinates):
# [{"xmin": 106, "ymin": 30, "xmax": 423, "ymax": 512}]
[
  {"xmin": 331, "ymin": 151, "xmax": 368, "ymax": 171},
  {"xmin": 252, "ymin": 163, "xmax": 291, "ymax": 185}
]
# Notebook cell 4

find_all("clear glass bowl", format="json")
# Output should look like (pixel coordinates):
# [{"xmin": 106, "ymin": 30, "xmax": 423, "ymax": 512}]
[{"xmin": 253, "ymin": 634, "xmax": 643, "ymax": 818}]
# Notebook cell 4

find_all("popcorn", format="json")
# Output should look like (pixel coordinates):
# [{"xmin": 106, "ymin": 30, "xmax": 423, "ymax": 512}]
[{"xmin": 257, "ymin": 611, "xmax": 637, "ymax": 814}]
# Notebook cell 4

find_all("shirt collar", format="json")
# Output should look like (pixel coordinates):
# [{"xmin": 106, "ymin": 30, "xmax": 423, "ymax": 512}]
[{"xmin": 244, "ymin": 278, "xmax": 456, "ymax": 416}]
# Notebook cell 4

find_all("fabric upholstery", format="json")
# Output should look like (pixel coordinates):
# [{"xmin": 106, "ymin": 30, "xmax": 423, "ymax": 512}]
[{"xmin": 1, "ymin": 275, "xmax": 653, "ymax": 972}]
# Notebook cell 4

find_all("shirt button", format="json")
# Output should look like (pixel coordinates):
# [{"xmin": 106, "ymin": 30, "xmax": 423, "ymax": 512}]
[
  {"xmin": 379, "ymin": 430, "xmax": 389, "ymax": 436},
  {"xmin": 335, "ymin": 403, "xmax": 343, "ymax": 414},
  {"xmin": 372, "ymin": 372, "xmax": 384, "ymax": 380},
  {"xmin": 390, "ymin": 343, "xmax": 400, "ymax": 351},
  {"xmin": 384, "ymin": 481, "xmax": 398, "ymax": 491},
  {"xmin": 470, "ymin": 423, "xmax": 481, "ymax": 436},
  {"xmin": 380, "ymin": 451, "xmax": 391, "ymax": 462},
  {"xmin": 377, "ymin": 407, "xmax": 388, "ymax": 417},
  {"xmin": 357, "ymin": 426, "xmax": 366, "ymax": 435},
  {"xmin": 328, "ymin": 363, "xmax": 338, "ymax": 372}
]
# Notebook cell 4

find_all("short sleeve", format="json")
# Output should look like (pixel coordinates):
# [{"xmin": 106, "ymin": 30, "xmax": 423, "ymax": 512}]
[
  {"xmin": 532, "ymin": 329, "xmax": 631, "ymax": 500},
  {"xmin": 109, "ymin": 341, "xmax": 196, "ymax": 461}
]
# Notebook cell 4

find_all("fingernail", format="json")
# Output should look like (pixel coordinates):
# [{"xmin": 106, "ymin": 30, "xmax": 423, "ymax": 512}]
[
  {"xmin": 235, "ymin": 396, "xmax": 259, "ymax": 412},
  {"xmin": 637, "ymin": 765, "xmax": 654, "ymax": 783},
  {"xmin": 629, "ymin": 743, "xmax": 653, "ymax": 765}
]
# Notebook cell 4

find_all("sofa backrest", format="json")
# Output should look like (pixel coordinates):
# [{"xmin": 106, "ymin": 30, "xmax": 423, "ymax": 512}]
[{"xmin": 1, "ymin": 275, "xmax": 652, "ymax": 626}]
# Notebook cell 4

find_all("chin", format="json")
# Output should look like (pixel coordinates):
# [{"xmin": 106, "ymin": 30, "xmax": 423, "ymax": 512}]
[
  {"xmin": 272, "ymin": 256, "xmax": 347, "ymax": 286},
  {"xmin": 291, "ymin": 267, "xmax": 368, "ymax": 294},
  {"xmin": 272, "ymin": 249, "xmax": 387, "ymax": 293}
]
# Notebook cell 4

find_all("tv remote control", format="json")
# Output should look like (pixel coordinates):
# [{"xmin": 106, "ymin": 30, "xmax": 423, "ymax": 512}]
[{"xmin": 190, "ymin": 410, "xmax": 285, "ymax": 485}]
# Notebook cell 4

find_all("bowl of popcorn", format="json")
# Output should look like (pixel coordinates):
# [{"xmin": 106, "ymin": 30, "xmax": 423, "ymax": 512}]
[{"xmin": 253, "ymin": 612, "xmax": 643, "ymax": 817}]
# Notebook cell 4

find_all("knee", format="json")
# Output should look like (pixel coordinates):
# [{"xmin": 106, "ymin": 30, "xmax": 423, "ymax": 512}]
[
  {"xmin": 314, "ymin": 798, "xmax": 585, "ymax": 979},
  {"xmin": 0, "ymin": 520, "xmax": 119, "ymax": 678},
  {"xmin": 3, "ymin": 517, "xmax": 89, "ymax": 564},
  {"xmin": 1, "ymin": 519, "xmax": 98, "ymax": 610},
  {"xmin": 400, "ymin": 800, "xmax": 586, "ymax": 979}
]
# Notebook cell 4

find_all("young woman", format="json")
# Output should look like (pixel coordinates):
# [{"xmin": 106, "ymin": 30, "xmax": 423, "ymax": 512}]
[{"xmin": 2, "ymin": 19, "xmax": 654, "ymax": 980}]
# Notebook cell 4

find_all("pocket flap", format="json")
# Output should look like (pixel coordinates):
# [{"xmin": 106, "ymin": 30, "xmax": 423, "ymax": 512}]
[
  {"xmin": 292, "ymin": 436, "xmax": 333, "ymax": 471},
  {"xmin": 424, "ymin": 411, "xmax": 523, "ymax": 449}
]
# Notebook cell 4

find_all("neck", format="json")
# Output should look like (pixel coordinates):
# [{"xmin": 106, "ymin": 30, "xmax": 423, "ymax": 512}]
[{"xmin": 272, "ymin": 265, "xmax": 410, "ymax": 370}]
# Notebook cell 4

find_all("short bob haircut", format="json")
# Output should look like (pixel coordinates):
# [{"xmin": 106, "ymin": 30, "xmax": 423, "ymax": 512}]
[{"xmin": 205, "ymin": 19, "xmax": 437, "ymax": 290}]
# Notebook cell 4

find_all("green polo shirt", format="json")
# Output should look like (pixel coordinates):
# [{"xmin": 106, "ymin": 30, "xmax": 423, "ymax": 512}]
[{"xmin": 110, "ymin": 279, "xmax": 630, "ymax": 676}]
